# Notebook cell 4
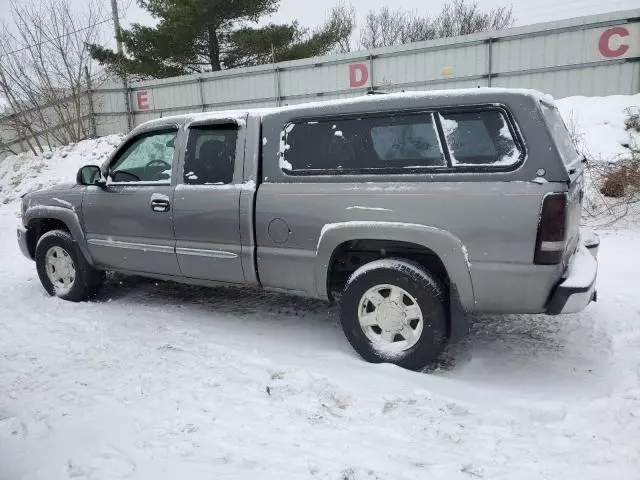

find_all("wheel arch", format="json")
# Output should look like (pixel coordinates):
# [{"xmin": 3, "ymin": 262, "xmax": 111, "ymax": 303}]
[
  {"xmin": 315, "ymin": 222, "xmax": 475, "ymax": 311},
  {"xmin": 24, "ymin": 206, "xmax": 95, "ymax": 267}
]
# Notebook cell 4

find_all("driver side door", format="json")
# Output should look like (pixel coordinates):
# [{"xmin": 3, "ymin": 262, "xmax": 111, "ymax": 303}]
[{"xmin": 82, "ymin": 127, "xmax": 182, "ymax": 276}]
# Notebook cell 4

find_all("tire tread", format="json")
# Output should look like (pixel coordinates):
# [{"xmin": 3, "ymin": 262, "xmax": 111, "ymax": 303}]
[
  {"xmin": 340, "ymin": 258, "xmax": 448, "ymax": 370},
  {"xmin": 35, "ymin": 229, "xmax": 104, "ymax": 302}
]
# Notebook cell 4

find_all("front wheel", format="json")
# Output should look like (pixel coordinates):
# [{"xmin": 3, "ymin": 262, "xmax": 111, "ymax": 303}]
[
  {"xmin": 35, "ymin": 230, "xmax": 104, "ymax": 302},
  {"xmin": 339, "ymin": 259, "xmax": 448, "ymax": 371}
]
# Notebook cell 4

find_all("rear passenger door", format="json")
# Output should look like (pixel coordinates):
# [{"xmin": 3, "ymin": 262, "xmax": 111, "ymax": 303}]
[{"xmin": 172, "ymin": 120, "xmax": 246, "ymax": 283}]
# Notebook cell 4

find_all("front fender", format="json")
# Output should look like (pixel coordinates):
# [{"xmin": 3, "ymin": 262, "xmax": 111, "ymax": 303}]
[
  {"xmin": 24, "ymin": 205, "xmax": 95, "ymax": 267},
  {"xmin": 315, "ymin": 221, "xmax": 475, "ymax": 311}
]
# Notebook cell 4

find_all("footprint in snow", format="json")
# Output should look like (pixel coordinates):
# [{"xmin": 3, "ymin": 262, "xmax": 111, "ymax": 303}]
[{"xmin": 69, "ymin": 451, "xmax": 137, "ymax": 479}]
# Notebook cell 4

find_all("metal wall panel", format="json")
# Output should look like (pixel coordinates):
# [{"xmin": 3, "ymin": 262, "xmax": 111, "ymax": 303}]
[
  {"xmin": 116, "ymin": 8, "xmax": 638, "ymax": 134},
  {"xmin": 144, "ymin": 83, "xmax": 201, "ymax": 111},
  {"xmin": 280, "ymin": 64, "xmax": 344, "ymax": 98},
  {"xmin": 373, "ymin": 43, "xmax": 488, "ymax": 90},
  {"xmin": 492, "ymin": 62, "xmax": 639, "ymax": 97},
  {"xmin": 203, "ymin": 71, "xmax": 276, "ymax": 105},
  {"xmin": 94, "ymin": 89, "xmax": 126, "ymax": 114},
  {"xmin": 492, "ymin": 22, "xmax": 640, "ymax": 75},
  {"xmin": 104, "ymin": 8, "xmax": 637, "ymax": 134},
  {"xmin": 95, "ymin": 115, "xmax": 128, "ymax": 138}
]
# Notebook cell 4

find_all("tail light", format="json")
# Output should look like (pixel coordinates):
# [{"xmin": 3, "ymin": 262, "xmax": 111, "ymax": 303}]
[{"xmin": 534, "ymin": 193, "xmax": 567, "ymax": 265}]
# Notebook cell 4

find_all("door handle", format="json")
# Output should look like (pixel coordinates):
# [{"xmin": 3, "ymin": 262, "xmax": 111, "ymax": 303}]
[{"xmin": 150, "ymin": 199, "xmax": 171, "ymax": 213}]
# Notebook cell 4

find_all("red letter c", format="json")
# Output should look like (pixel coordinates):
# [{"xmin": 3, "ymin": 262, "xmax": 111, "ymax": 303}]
[{"xmin": 599, "ymin": 27, "xmax": 630, "ymax": 58}]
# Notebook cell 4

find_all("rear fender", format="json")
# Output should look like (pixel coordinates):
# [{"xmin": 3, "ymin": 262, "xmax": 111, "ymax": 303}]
[{"xmin": 315, "ymin": 221, "xmax": 475, "ymax": 311}]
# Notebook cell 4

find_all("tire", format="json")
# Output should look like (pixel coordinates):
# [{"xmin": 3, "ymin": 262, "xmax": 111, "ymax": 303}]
[
  {"xmin": 35, "ymin": 230, "xmax": 104, "ymax": 302},
  {"xmin": 340, "ymin": 258, "xmax": 448, "ymax": 371}
]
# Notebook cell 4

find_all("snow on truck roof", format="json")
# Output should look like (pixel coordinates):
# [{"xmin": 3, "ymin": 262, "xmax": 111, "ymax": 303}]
[{"xmin": 136, "ymin": 87, "xmax": 554, "ymax": 131}]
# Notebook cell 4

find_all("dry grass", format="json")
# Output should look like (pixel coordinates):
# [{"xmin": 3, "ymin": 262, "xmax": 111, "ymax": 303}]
[
  {"xmin": 574, "ymin": 107, "xmax": 640, "ymax": 227},
  {"xmin": 599, "ymin": 159, "xmax": 640, "ymax": 198},
  {"xmin": 582, "ymin": 155, "xmax": 640, "ymax": 227}
]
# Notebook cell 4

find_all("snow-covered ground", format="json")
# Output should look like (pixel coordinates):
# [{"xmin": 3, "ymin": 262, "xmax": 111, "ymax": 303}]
[
  {"xmin": 0, "ymin": 135, "xmax": 123, "ymax": 205},
  {"xmin": 556, "ymin": 94, "xmax": 640, "ymax": 161},
  {"xmin": 0, "ymin": 94, "xmax": 639, "ymax": 479}
]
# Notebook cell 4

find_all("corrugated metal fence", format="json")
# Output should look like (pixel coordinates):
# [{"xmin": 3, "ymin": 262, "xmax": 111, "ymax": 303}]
[
  {"xmin": 2, "ymin": 8, "xmax": 639, "ymax": 156},
  {"xmin": 94, "ymin": 8, "xmax": 640, "ymax": 137}
]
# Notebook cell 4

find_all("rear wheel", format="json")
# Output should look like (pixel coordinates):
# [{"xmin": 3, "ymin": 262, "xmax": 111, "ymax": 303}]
[
  {"xmin": 339, "ymin": 259, "xmax": 448, "ymax": 370},
  {"xmin": 35, "ymin": 230, "xmax": 104, "ymax": 302}
]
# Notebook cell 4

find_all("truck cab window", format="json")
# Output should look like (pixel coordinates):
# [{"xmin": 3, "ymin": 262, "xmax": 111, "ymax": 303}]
[
  {"xmin": 184, "ymin": 126, "xmax": 238, "ymax": 185},
  {"xmin": 110, "ymin": 130, "xmax": 177, "ymax": 183}
]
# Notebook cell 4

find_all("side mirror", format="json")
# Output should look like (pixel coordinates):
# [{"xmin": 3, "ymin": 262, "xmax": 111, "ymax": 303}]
[{"xmin": 77, "ymin": 165, "xmax": 106, "ymax": 187}]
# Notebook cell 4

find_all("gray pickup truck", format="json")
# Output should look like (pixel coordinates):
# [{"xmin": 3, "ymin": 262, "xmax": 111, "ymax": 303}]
[{"xmin": 18, "ymin": 88, "xmax": 599, "ymax": 370}]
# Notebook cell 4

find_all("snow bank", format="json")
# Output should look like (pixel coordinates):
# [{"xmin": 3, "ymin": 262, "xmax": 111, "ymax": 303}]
[
  {"xmin": 0, "ymin": 135, "xmax": 123, "ymax": 205},
  {"xmin": 556, "ymin": 94, "xmax": 639, "ymax": 161}
]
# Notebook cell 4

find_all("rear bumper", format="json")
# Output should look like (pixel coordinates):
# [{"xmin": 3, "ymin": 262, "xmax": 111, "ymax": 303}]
[
  {"xmin": 546, "ymin": 233, "xmax": 599, "ymax": 315},
  {"xmin": 17, "ymin": 226, "xmax": 33, "ymax": 260}
]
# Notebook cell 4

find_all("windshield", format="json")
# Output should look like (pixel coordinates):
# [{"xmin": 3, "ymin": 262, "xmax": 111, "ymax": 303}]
[{"xmin": 541, "ymin": 103, "xmax": 581, "ymax": 171}]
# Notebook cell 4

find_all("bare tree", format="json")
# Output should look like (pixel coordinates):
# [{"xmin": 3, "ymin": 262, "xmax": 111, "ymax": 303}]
[
  {"xmin": 436, "ymin": 0, "xmax": 514, "ymax": 37},
  {"xmin": 360, "ymin": 8, "xmax": 435, "ymax": 49},
  {"xmin": 360, "ymin": 0, "xmax": 514, "ymax": 50},
  {"xmin": 0, "ymin": 0, "xmax": 104, "ymax": 155},
  {"xmin": 325, "ymin": 1, "xmax": 357, "ymax": 54}
]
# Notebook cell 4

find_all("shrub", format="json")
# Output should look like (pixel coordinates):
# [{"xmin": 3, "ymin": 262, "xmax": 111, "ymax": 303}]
[
  {"xmin": 599, "ymin": 157, "xmax": 640, "ymax": 198},
  {"xmin": 624, "ymin": 107, "xmax": 640, "ymax": 133}
]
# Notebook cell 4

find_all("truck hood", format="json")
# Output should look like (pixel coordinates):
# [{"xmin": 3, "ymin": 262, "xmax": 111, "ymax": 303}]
[
  {"xmin": 22, "ymin": 182, "xmax": 79, "ymax": 198},
  {"xmin": 22, "ymin": 182, "xmax": 84, "ymax": 213},
  {"xmin": 39, "ymin": 182, "xmax": 79, "ymax": 193}
]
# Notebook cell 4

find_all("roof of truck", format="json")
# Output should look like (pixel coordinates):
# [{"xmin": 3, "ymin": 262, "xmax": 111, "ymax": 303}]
[{"xmin": 133, "ymin": 87, "xmax": 553, "ymax": 132}]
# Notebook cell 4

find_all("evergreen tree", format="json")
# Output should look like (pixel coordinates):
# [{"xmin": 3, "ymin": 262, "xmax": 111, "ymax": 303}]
[{"xmin": 90, "ymin": 0, "xmax": 354, "ymax": 79}]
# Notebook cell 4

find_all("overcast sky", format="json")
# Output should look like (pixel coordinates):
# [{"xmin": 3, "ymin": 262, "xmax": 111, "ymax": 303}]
[
  {"xmin": 118, "ymin": 0, "xmax": 638, "ymax": 30},
  {"xmin": 0, "ymin": 0, "xmax": 637, "ymax": 50}
]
